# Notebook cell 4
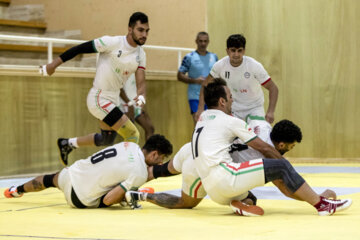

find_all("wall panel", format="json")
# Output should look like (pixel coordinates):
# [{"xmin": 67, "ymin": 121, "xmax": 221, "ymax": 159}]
[{"xmin": 208, "ymin": 0, "xmax": 360, "ymax": 158}]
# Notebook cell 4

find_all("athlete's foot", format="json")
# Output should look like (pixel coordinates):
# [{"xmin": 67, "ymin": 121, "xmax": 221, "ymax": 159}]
[
  {"xmin": 57, "ymin": 138, "xmax": 74, "ymax": 166},
  {"xmin": 4, "ymin": 186, "xmax": 23, "ymax": 198},
  {"xmin": 230, "ymin": 200, "xmax": 264, "ymax": 216}
]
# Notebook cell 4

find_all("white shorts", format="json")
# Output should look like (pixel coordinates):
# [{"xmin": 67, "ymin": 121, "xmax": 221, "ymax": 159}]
[
  {"xmin": 87, "ymin": 87, "xmax": 121, "ymax": 121},
  {"xmin": 201, "ymin": 159, "xmax": 265, "ymax": 205},
  {"xmin": 232, "ymin": 105, "xmax": 265, "ymax": 123},
  {"xmin": 57, "ymin": 168, "xmax": 76, "ymax": 208},
  {"xmin": 181, "ymin": 159, "xmax": 207, "ymax": 199}
]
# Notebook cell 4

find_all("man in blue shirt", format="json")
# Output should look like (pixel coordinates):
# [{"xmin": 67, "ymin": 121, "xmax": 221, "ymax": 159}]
[{"xmin": 177, "ymin": 32, "xmax": 218, "ymax": 123}]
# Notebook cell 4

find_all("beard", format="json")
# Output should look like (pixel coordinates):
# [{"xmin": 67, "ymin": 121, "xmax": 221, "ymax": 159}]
[{"xmin": 132, "ymin": 32, "xmax": 146, "ymax": 46}]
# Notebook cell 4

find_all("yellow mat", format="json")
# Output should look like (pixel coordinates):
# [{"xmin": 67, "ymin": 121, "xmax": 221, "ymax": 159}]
[{"xmin": 1, "ymin": 165, "xmax": 360, "ymax": 240}]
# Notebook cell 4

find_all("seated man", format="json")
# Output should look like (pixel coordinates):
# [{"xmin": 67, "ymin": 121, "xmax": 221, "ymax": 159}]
[{"xmin": 4, "ymin": 135, "xmax": 172, "ymax": 209}]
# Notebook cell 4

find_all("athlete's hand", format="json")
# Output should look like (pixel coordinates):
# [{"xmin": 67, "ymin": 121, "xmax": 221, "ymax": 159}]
[
  {"xmin": 194, "ymin": 76, "xmax": 205, "ymax": 85},
  {"xmin": 132, "ymin": 95, "xmax": 146, "ymax": 107},
  {"xmin": 265, "ymin": 111, "xmax": 274, "ymax": 124}
]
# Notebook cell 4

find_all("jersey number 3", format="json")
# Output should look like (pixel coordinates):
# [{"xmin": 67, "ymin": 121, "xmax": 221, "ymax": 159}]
[
  {"xmin": 91, "ymin": 148, "xmax": 117, "ymax": 164},
  {"xmin": 192, "ymin": 127, "xmax": 204, "ymax": 159}
]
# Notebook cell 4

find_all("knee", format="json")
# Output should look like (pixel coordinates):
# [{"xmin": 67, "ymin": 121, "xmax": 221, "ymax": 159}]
[{"xmin": 94, "ymin": 130, "xmax": 117, "ymax": 146}]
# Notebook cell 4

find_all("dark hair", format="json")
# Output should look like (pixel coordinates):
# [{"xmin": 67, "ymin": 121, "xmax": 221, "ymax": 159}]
[
  {"xmin": 196, "ymin": 31, "xmax": 209, "ymax": 39},
  {"xmin": 227, "ymin": 34, "xmax": 246, "ymax": 49},
  {"xmin": 204, "ymin": 78, "xmax": 228, "ymax": 108},
  {"xmin": 270, "ymin": 120, "xmax": 302, "ymax": 143},
  {"xmin": 128, "ymin": 12, "xmax": 148, "ymax": 27},
  {"xmin": 142, "ymin": 134, "xmax": 173, "ymax": 156}
]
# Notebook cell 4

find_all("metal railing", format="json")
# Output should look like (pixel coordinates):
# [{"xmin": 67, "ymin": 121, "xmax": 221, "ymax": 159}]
[{"xmin": 0, "ymin": 34, "xmax": 194, "ymax": 67}]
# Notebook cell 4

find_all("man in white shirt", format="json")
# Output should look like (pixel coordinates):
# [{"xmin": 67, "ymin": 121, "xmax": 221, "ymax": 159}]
[
  {"xmin": 41, "ymin": 12, "xmax": 150, "ymax": 166},
  {"xmin": 4, "ymin": 135, "xmax": 172, "ymax": 209},
  {"xmin": 195, "ymin": 34, "xmax": 278, "ymax": 124}
]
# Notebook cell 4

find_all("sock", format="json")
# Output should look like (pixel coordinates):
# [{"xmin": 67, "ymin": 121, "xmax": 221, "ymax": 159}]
[
  {"xmin": 141, "ymin": 192, "xmax": 148, "ymax": 201},
  {"xmin": 68, "ymin": 138, "xmax": 79, "ymax": 148},
  {"xmin": 16, "ymin": 185, "xmax": 25, "ymax": 194}
]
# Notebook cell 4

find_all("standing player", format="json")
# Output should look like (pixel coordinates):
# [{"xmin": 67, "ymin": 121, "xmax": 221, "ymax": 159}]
[
  {"xmin": 195, "ymin": 34, "xmax": 278, "ymax": 124},
  {"xmin": 119, "ymin": 73, "xmax": 155, "ymax": 140},
  {"xmin": 192, "ymin": 78, "xmax": 351, "ymax": 216},
  {"xmin": 177, "ymin": 32, "xmax": 218, "ymax": 123},
  {"xmin": 40, "ymin": 12, "xmax": 149, "ymax": 165},
  {"xmin": 4, "ymin": 135, "xmax": 172, "ymax": 209}
]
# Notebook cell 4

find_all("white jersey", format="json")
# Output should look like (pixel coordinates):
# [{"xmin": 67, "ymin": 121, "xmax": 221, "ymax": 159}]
[
  {"xmin": 69, "ymin": 142, "xmax": 148, "ymax": 206},
  {"xmin": 210, "ymin": 56, "xmax": 270, "ymax": 112},
  {"xmin": 231, "ymin": 120, "xmax": 274, "ymax": 162},
  {"xmin": 192, "ymin": 109, "xmax": 257, "ymax": 179},
  {"xmin": 93, "ymin": 35, "xmax": 146, "ymax": 92},
  {"xmin": 173, "ymin": 143, "xmax": 207, "ymax": 198}
]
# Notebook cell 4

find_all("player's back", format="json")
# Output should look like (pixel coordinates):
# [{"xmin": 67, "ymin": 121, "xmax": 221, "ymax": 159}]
[{"xmin": 69, "ymin": 142, "xmax": 147, "ymax": 206}]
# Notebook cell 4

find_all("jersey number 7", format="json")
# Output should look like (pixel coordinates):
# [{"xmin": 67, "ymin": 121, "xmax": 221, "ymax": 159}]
[{"xmin": 191, "ymin": 127, "xmax": 204, "ymax": 159}]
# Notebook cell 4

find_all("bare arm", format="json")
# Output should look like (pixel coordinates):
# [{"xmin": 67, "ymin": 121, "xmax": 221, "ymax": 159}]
[
  {"xmin": 194, "ymin": 74, "xmax": 214, "ymax": 121},
  {"xmin": 103, "ymin": 185, "xmax": 126, "ymax": 206},
  {"xmin": 135, "ymin": 68, "xmax": 146, "ymax": 98},
  {"xmin": 146, "ymin": 191, "xmax": 202, "ymax": 209},
  {"xmin": 177, "ymin": 71, "xmax": 204, "ymax": 84},
  {"xmin": 247, "ymin": 137, "xmax": 283, "ymax": 159},
  {"xmin": 262, "ymin": 80, "xmax": 278, "ymax": 124}
]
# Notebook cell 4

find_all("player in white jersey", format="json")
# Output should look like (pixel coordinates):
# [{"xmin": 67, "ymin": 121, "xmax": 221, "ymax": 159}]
[
  {"xmin": 4, "ymin": 135, "xmax": 173, "ymax": 209},
  {"xmin": 40, "ymin": 12, "xmax": 150, "ymax": 166},
  {"xmin": 192, "ymin": 78, "xmax": 351, "ymax": 216},
  {"xmin": 119, "ymin": 74, "xmax": 155, "ymax": 140},
  {"xmin": 195, "ymin": 34, "xmax": 278, "ymax": 124},
  {"xmin": 126, "ymin": 119, "xmax": 336, "ymax": 214}
]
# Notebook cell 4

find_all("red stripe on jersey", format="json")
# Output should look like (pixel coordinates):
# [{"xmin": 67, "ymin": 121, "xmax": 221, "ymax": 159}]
[
  {"xmin": 261, "ymin": 78, "xmax": 271, "ymax": 86},
  {"xmin": 101, "ymin": 102, "xmax": 112, "ymax": 109},
  {"xmin": 224, "ymin": 161, "xmax": 263, "ymax": 171},
  {"xmin": 138, "ymin": 66, "xmax": 146, "ymax": 70}
]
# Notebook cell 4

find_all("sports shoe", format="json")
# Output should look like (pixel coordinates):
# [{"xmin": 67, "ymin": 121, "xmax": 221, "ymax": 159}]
[
  {"xmin": 230, "ymin": 200, "xmax": 264, "ymax": 216},
  {"xmin": 125, "ymin": 191, "xmax": 144, "ymax": 209},
  {"xmin": 57, "ymin": 138, "xmax": 73, "ymax": 166},
  {"xmin": 139, "ymin": 187, "xmax": 154, "ymax": 194},
  {"xmin": 4, "ymin": 186, "xmax": 23, "ymax": 198},
  {"xmin": 315, "ymin": 196, "xmax": 352, "ymax": 216}
]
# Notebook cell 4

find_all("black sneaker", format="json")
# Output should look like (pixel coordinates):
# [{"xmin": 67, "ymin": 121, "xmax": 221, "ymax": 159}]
[{"xmin": 57, "ymin": 138, "xmax": 73, "ymax": 166}]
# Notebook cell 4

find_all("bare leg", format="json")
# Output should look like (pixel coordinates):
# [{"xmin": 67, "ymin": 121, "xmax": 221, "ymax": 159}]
[
  {"xmin": 23, "ymin": 173, "xmax": 59, "ymax": 193},
  {"xmin": 135, "ymin": 110, "xmax": 155, "ymax": 140}
]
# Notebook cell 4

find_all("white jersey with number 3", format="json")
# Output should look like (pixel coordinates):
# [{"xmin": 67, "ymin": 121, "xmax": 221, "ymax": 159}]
[
  {"xmin": 93, "ymin": 35, "xmax": 146, "ymax": 91},
  {"xmin": 192, "ymin": 109, "xmax": 257, "ymax": 179},
  {"xmin": 69, "ymin": 142, "xmax": 148, "ymax": 206},
  {"xmin": 210, "ymin": 56, "xmax": 270, "ymax": 112}
]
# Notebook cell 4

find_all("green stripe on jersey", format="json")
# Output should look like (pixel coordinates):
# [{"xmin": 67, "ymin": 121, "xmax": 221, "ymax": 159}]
[
  {"xmin": 245, "ymin": 115, "xmax": 266, "ymax": 123},
  {"xmin": 220, "ymin": 163, "xmax": 264, "ymax": 176},
  {"xmin": 99, "ymin": 38, "xmax": 106, "ymax": 46},
  {"xmin": 119, "ymin": 183, "xmax": 127, "ymax": 192}
]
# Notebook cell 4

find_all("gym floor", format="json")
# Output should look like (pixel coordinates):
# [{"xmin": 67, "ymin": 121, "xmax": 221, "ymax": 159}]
[{"xmin": 1, "ymin": 163, "xmax": 359, "ymax": 240}]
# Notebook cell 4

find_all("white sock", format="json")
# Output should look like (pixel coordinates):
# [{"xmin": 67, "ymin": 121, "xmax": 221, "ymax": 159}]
[
  {"xmin": 68, "ymin": 138, "xmax": 79, "ymax": 148},
  {"xmin": 141, "ymin": 192, "xmax": 148, "ymax": 201}
]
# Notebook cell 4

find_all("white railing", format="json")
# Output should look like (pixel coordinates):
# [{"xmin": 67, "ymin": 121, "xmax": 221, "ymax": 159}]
[{"xmin": 0, "ymin": 34, "xmax": 194, "ymax": 67}]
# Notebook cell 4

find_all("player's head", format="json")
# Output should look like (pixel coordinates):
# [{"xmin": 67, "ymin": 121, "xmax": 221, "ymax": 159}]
[
  {"xmin": 196, "ymin": 32, "xmax": 209, "ymax": 52},
  {"xmin": 204, "ymin": 78, "xmax": 232, "ymax": 114},
  {"xmin": 142, "ymin": 134, "xmax": 173, "ymax": 165},
  {"xmin": 226, "ymin": 34, "xmax": 246, "ymax": 66},
  {"xmin": 128, "ymin": 12, "xmax": 149, "ymax": 46},
  {"xmin": 270, "ymin": 119, "xmax": 302, "ymax": 155}
]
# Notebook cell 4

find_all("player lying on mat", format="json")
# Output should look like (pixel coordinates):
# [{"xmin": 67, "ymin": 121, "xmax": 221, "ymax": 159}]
[
  {"xmin": 4, "ymin": 135, "xmax": 172, "ymax": 209},
  {"xmin": 126, "ymin": 79, "xmax": 351, "ymax": 216}
]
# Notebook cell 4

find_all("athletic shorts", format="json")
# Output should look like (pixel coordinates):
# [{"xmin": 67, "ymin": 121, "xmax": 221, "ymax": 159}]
[
  {"xmin": 232, "ymin": 105, "xmax": 265, "ymax": 123},
  {"xmin": 201, "ymin": 159, "xmax": 265, "ymax": 205},
  {"xmin": 188, "ymin": 100, "xmax": 208, "ymax": 114},
  {"xmin": 180, "ymin": 158, "xmax": 207, "ymax": 199},
  {"xmin": 87, "ymin": 87, "xmax": 121, "ymax": 121},
  {"xmin": 58, "ymin": 168, "xmax": 76, "ymax": 208}
]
